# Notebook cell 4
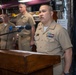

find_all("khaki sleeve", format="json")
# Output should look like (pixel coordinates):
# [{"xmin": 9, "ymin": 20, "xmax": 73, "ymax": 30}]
[
  {"xmin": 58, "ymin": 28, "xmax": 72, "ymax": 51},
  {"xmin": 28, "ymin": 15, "xmax": 36, "ymax": 26}
]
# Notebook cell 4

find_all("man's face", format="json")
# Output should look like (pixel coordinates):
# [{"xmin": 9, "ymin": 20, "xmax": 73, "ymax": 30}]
[
  {"xmin": 39, "ymin": 5, "xmax": 53, "ymax": 24},
  {"xmin": 19, "ymin": 4, "xmax": 26, "ymax": 13}
]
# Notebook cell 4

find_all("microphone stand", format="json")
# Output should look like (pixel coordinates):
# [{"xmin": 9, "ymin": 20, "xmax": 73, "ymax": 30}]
[
  {"xmin": 0, "ymin": 28, "xmax": 23, "ymax": 49},
  {"xmin": 0, "ymin": 29, "xmax": 21, "ymax": 49},
  {"xmin": 0, "ymin": 29, "xmax": 21, "ymax": 36},
  {"xmin": 0, "ymin": 31, "xmax": 18, "ymax": 36},
  {"xmin": 0, "ymin": 24, "xmax": 31, "ymax": 36}
]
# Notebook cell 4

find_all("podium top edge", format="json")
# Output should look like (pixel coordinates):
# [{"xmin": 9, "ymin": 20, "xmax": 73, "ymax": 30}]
[
  {"xmin": 0, "ymin": 50, "xmax": 45, "ymax": 56},
  {"xmin": 0, "ymin": 50, "xmax": 60, "ymax": 57}
]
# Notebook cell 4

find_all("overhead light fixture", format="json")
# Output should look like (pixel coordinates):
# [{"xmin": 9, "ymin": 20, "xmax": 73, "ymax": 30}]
[
  {"xmin": 0, "ymin": 5, "xmax": 2, "ymax": 8},
  {"xmin": 18, "ymin": 0, "xmax": 32, "ymax": 3}
]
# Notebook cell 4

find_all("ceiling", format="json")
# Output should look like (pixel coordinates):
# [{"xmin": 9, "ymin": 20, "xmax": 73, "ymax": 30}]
[
  {"xmin": 0, "ymin": 0, "xmax": 50, "ymax": 4},
  {"xmin": 0, "ymin": 0, "xmax": 50, "ymax": 9},
  {"xmin": 0, "ymin": 0, "xmax": 15, "ymax": 4}
]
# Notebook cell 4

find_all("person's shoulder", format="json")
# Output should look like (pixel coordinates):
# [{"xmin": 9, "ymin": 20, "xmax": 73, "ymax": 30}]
[
  {"xmin": 26, "ymin": 12, "xmax": 33, "ymax": 17},
  {"xmin": 53, "ymin": 22, "xmax": 67, "ymax": 33},
  {"xmin": 37, "ymin": 22, "xmax": 43, "ymax": 28},
  {"xmin": 38, "ymin": 22, "xmax": 42, "ymax": 25},
  {"xmin": 16, "ymin": 13, "xmax": 21, "ymax": 18},
  {"xmin": 56, "ymin": 23, "xmax": 68, "ymax": 35},
  {"xmin": 55, "ymin": 22, "xmax": 64, "ymax": 30}
]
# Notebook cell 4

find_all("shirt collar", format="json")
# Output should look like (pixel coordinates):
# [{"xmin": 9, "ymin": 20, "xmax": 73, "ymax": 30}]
[
  {"xmin": 49, "ymin": 21, "xmax": 56, "ymax": 30},
  {"xmin": 40, "ymin": 20, "xmax": 56, "ymax": 30},
  {"xmin": 21, "ymin": 12, "xmax": 28, "ymax": 17}
]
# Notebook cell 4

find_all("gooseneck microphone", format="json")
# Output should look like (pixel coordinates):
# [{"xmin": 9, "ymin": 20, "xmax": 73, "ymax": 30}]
[
  {"xmin": 9, "ymin": 24, "xmax": 31, "ymax": 31},
  {"xmin": 0, "ymin": 24, "xmax": 31, "ymax": 36}
]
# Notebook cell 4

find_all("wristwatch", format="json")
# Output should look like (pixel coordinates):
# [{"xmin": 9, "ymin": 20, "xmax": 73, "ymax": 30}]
[{"xmin": 64, "ymin": 72, "xmax": 70, "ymax": 75}]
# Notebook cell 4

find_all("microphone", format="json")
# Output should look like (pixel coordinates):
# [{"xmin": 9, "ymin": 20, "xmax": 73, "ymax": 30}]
[
  {"xmin": 0, "ymin": 24, "xmax": 31, "ymax": 36},
  {"xmin": 9, "ymin": 24, "xmax": 31, "ymax": 32}
]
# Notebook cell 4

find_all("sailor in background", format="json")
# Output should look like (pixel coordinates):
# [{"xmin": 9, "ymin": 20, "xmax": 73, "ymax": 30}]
[
  {"xmin": 0, "ymin": 14, "xmax": 16, "ymax": 49},
  {"xmin": 16, "ymin": 3, "xmax": 36, "ymax": 51}
]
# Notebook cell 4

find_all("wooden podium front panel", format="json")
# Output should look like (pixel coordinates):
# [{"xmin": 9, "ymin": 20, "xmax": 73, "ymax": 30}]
[
  {"xmin": 26, "ymin": 54, "xmax": 60, "ymax": 73},
  {"xmin": 0, "ymin": 51, "xmax": 27, "ymax": 74},
  {"xmin": 0, "ymin": 50, "xmax": 60, "ymax": 75},
  {"xmin": 0, "ymin": 66, "xmax": 53, "ymax": 75}
]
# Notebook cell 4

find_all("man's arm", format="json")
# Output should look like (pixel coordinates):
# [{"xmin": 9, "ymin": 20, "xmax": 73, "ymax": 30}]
[
  {"xmin": 30, "ymin": 25, "xmax": 35, "ymax": 45},
  {"xmin": 63, "ymin": 48, "xmax": 72, "ymax": 75}
]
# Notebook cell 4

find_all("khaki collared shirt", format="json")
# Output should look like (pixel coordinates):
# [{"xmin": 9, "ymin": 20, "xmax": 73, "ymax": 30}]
[
  {"xmin": 35, "ymin": 21, "xmax": 72, "ymax": 55},
  {"xmin": 0, "ymin": 21, "xmax": 15, "ymax": 40},
  {"xmin": 16, "ymin": 12, "xmax": 36, "ymax": 36},
  {"xmin": 16, "ymin": 12, "xmax": 35, "ymax": 26},
  {"xmin": 16, "ymin": 12, "xmax": 35, "ymax": 50},
  {"xmin": 0, "ymin": 21, "xmax": 16, "ymax": 49}
]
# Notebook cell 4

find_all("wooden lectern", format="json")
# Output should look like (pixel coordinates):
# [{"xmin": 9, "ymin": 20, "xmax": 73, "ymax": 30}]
[{"xmin": 0, "ymin": 50, "xmax": 60, "ymax": 75}]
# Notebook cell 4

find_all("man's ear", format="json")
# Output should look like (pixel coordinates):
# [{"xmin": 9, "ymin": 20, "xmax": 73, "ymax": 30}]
[{"xmin": 50, "ymin": 11, "xmax": 53, "ymax": 16}]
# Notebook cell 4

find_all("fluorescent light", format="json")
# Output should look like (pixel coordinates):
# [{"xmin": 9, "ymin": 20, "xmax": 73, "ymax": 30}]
[
  {"xmin": 18, "ymin": 0, "xmax": 32, "ymax": 3},
  {"xmin": 0, "ymin": 5, "xmax": 2, "ymax": 8}
]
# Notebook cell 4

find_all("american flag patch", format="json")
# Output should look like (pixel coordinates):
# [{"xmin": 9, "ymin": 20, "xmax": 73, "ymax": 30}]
[{"xmin": 46, "ymin": 33, "xmax": 54, "ymax": 38}]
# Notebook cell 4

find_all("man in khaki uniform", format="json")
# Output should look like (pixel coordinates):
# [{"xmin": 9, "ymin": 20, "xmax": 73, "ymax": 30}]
[
  {"xmin": 16, "ymin": 3, "xmax": 35, "ymax": 51},
  {"xmin": 0, "ymin": 14, "xmax": 16, "ymax": 49},
  {"xmin": 34, "ymin": 5, "xmax": 72, "ymax": 75}
]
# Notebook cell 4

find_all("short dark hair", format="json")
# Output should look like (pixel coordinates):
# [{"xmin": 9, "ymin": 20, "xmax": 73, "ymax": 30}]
[
  {"xmin": 18, "ymin": 2, "xmax": 27, "ymax": 6},
  {"xmin": 40, "ymin": 4, "xmax": 53, "ymax": 11}
]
